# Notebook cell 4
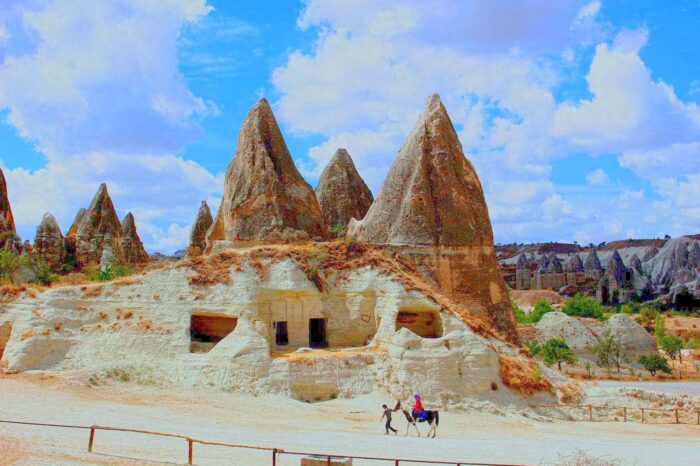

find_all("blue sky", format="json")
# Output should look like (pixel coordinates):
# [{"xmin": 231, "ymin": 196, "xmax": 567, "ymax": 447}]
[{"xmin": 1, "ymin": 0, "xmax": 699, "ymax": 253}]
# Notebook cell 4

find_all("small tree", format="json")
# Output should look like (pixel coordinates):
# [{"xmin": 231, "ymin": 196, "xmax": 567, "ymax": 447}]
[
  {"xmin": 330, "ymin": 223, "xmax": 346, "ymax": 236},
  {"xmin": 638, "ymin": 306, "xmax": 657, "ymax": 330},
  {"xmin": 541, "ymin": 338, "xmax": 577, "ymax": 371},
  {"xmin": 659, "ymin": 335, "xmax": 684, "ymax": 363},
  {"xmin": 590, "ymin": 331, "xmax": 627, "ymax": 372},
  {"xmin": 563, "ymin": 293, "xmax": 604, "ymax": 319},
  {"xmin": 0, "ymin": 250, "xmax": 21, "ymax": 283},
  {"xmin": 638, "ymin": 354, "xmax": 671, "ymax": 376}
]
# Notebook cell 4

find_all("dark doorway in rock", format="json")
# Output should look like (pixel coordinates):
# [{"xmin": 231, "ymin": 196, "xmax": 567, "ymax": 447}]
[
  {"xmin": 396, "ymin": 309, "xmax": 442, "ymax": 338},
  {"xmin": 309, "ymin": 318, "xmax": 328, "ymax": 348},
  {"xmin": 190, "ymin": 314, "xmax": 237, "ymax": 353},
  {"xmin": 276, "ymin": 321, "xmax": 289, "ymax": 346},
  {"xmin": 0, "ymin": 321, "xmax": 11, "ymax": 360}
]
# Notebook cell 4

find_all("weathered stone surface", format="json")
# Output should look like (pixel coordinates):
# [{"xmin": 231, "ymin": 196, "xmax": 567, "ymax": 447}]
[
  {"xmin": 584, "ymin": 250, "xmax": 602, "ymax": 271},
  {"xmin": 689, "ymin": 242, "xmax": 700, "ymax": 267},
  {"xmin": 606, "ymin": 250, "xmax": 628, "ymax": 289},
  {"xmin": 215, "ymin": 98, "xmax": 327, "ymax": 244},
  {"xmin": 349, "ymin": 94, "xmax": 517, "ymax": 343},
  {"xmin": 516, "ymin": 253, "xmax": 531, "ymax": 269},
  {"xmin": 121, "ymin": 213, "xmax": 149, "ymax": 266},
  {"xmin": 187, "ymin": 201, "xmax": 213, "ymax": 257},
  {"xmin": 33, "ymin": 213, "xmax": 66, "ymax": 270},
  {"xmin": 315, "ymin": 149, "xmax": 373, "ymax": 232},
  {"xmin": 535, "ymin": 312, "xmax": 598, "ymax": 355},
  {"xmin": 603, "ymin": 314, "xmax": 657, "ymax": 357},
  {"xmin": 567, "ymin": 254, "xmax": 584, "ymax": 273},
  {"xmin": 73, "ymin": 183, "xmax": 124, "ymax": 267},
  {"xmin": 350, "ymin": 94, "xmax": 493, "ymax": 247},
  {"xmin": 0, "ymin": 167, "xmax": 16, "ymax": 235},
  {"xmin": 628, "ymin": 253, "xmax": 643, "ymax": 272}
]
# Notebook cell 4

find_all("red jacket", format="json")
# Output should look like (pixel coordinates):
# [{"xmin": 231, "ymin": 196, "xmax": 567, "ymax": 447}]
[{"xmin": 414, "ymin": 398, "xmax": 423, "ymax": 412}]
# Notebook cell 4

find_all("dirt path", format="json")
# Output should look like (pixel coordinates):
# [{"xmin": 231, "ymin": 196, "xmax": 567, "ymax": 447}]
[{"xmin": 0, "ymin": 375, "xmax": 697, "ymax": 466}]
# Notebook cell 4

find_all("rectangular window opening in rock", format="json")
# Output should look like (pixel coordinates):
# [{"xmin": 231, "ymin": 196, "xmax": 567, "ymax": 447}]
[
  {"xmin": 189, "ymin": 314, "xmax": 237, "ymax": 353},
  {"xmin": 396, "ymin": 308, "xmax": 443, "ymax": 338},
  {"xmin": 308, "ymin": 318, "xmax": 328, "ymax": 348},
  {"xmin": 275, "ymin": 321, "xmax": 289, "ymax": 346}
]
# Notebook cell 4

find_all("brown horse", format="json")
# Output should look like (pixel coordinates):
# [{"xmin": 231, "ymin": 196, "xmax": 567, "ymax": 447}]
[{"xmin": 395, "ymin": 401, "xmax": 439, "ymax": 437}]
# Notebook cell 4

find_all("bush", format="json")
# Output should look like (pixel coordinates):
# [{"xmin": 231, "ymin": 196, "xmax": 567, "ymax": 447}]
[
  {"xmin": 524, "ymin": 340, "xmax": 541, "ymax": 356},
  {"xmin": 563, "ymin": 293, "xmax": 604, "ymax": 319},
  {"xmin": 330, "ymin": 223, "xmax": 346, "ymax": 236},
  {"xmin": 541, "ymin": 338, "xmax": 577, "ymax": 371},
  {"xmin": 530, "ymin": 300, "xmax": 555, "ymax": 323},
  {"xmin": 513, "ymin": 302, "xmax": 529, "ymax": 323},
  {"xmin": 638, "ymin": 306, "xmax": 657, "ymax": 329},
  {"xmin": 638, "ymin": 354, "xmax": 671, "ymax": 376},
  {"xmin": 590, "ymin": 331, "xmax": 627, "ymax": 372},
  {"xmin": 654, "ymin": 315, "xmax": 665, "ymax": 343},
  {"xmin": 86, "ymin": 264, "xmax": 132, "ymax": 282},
  {"xmin": 0, "ymin": 250, "xmax": 21, "ymax": 282}
]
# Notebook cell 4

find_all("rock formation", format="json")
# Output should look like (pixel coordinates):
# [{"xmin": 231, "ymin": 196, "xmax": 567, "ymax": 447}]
[
  {"xmin": 567, "ymin": 254, "xmax": 584, "ymax": 273},
  {"xmin": 606, "ymin": 250, "xmax": 629, "ymax": 289},
  {"xmin": 689, "ymin": 241, "xmax": 700, "ymax": 267},
  {"xmin": 628, "ymin": 254, "xmax": 643, "ymax": 272},
  {"xmin": 33, "ymin": 213, "xmax": 67, "ymax": 270},
  {"xmin": 315, "ymin": 149, "xmax": 374, "ymax": 232},
  {"xmin": 348, "ymin": 94, "xmax": 517, "ymax": 343},
  {"xmin": 121, "ymin": 213, "xmax": 149, "ymax": 266},
  {"xmin": 535, "ymin": 312, "xmax": 598, "ymax": 355},
  {"xmin": 187, "ymin": 201, "xmax": 213, "ymax": 257},
  {"xmin": 603, "ymin": 314, "xmax": 656, "ymax": 357},
  {"xmin": 584, "ymin": 250, "xmax": 602, "ymax": 272},
  {"xmin": 0, "ymin": 168, "xmax": 16, "ymax": 236},
  {"xmin": 206, "ymin": 98, "xmax": 327, "ymax": 249},
  {"xmin": 72, "ymin": 183, "xmax": 124, "ymax": 267}
]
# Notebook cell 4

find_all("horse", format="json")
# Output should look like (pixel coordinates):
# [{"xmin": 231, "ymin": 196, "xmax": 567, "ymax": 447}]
[{"xmin": 395, "ymin": 401, "xmax": 439, "ymax": 438}]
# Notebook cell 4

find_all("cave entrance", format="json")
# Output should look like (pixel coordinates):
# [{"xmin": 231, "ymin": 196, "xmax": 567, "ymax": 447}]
[
  {"xmin": 396, "ymin": 308, "xmax": 442, "ymax": 338},
  {"xmin": 275, "ymin": 321, "xmax": 289, "ymax": 346},
  {"xmin": 308, "ymin": 318, "xmax": 328, "ymax": 348},
  {"xmin": 190, "ymin": 314, "xmax": 237, "ymax": 353},
  {"xmin": 0, "ymin": 321, "xmax": 12, "ymax": 360}
]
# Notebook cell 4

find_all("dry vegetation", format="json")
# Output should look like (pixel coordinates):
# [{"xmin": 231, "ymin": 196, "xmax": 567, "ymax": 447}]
[
  {"xmin": 499, "ymin": 355, "xmax": 554, "ymax": 396},
  {"xmin": 558, "ymin": 382, "xmax": 585, "ymax": 404},
  {"xmin": 0, "ymin": 434, "xmax": 27, "ymax": 465}
]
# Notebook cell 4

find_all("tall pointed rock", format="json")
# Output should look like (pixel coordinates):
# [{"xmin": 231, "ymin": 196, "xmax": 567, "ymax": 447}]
[
  {"xmin": 188, "ymin": 201, "xmax": 213, "ymax": 257},
  {"xmin": 216, "ymin": 98, "xmax": 327, "ymax": 245},
  {"xmin": 584, "ymin": 249, "xmax": 602, "ymax": 271},
  {"xmin": 34, "ymin": 213, "xmax": 66, "ymax": 270},
  {"xmin": 74, "ymin": 183, "xmax": 124, "ymax": 267},
  {"xmin": 315, "ymin": 148, "xmax": 373, "ymax": 232},
  {"xmin": 0, "ymin": 168, "xmax": 16, "ymax": 235},
  {"xmin": 349, "ymin": 94, "xmax": 517, "ymax": 343},
  {"xmin": 121, "ymin": 213, "xmax": 149, "ymax": 265}
]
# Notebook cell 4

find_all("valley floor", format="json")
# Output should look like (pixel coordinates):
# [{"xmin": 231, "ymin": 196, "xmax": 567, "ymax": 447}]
[{"xmin": 0, "ymin": 375, "xmax": 698, "ymax": 466}]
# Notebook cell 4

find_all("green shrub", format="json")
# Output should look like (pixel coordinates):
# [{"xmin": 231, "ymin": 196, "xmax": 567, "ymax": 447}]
[
  {"xmin": 590, "ymin": 331, "xmax": 628, "ymax": 372},
  {"xmin": 330, "ymin": 223, "xmax": 346, "ymax": 236},
  {"xmin": 0, "ymin": 250, "xmax": 21, "ymax": 282},
  {"xmin": 638, "ymin": 354, "xmax": 671, "ymax": 376},
  {"xmin": 87, "ymin": 264, "xmax": 132, "ymax": 282},
  {"xmin": 529, "ymin": 300, "xmax": 555, "ymax": 323},
  {"xmin": 524, "ymin": 340, "xmax": 541, "ymax": 356},
  {"xmin": 659, "ymin": 335, "xmax": 684, "ymax": 362},
  {"xmin": 563, "ymin": 293, "xmax": 604, "ymax": 319},
  {"xmin": 654, "ymin": 315, "xmax": 665, "ymax": 343},
  {"xmin": 513, "ymin": 302, "xmax": 529, "ymax": 323},
  {"xmin": 541, "ymin": 338, "xmax": 577, "ymax": 370}
]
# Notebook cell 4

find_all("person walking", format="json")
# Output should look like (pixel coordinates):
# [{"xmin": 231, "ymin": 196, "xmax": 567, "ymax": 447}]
[{"xmin": 380, "ymin": 404, "xmax": 398, "ymax": 435}]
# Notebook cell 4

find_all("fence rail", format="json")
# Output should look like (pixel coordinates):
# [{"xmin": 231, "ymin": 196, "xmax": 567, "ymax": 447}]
[
  {"xmin": 0, "ymin": 418, "xmax": 527, "ymax": 466},
  {"xmin": 530, "ymin": 404, "xmax": 700, "ymax": 425}
]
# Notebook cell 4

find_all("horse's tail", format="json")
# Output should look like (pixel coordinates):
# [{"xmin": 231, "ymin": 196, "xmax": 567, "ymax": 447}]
[{"xmin": 434, "ymin": 411, "xmax": 439, "ymax": 426}]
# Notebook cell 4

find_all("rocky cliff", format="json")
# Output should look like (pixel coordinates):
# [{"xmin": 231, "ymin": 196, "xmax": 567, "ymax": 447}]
[
  {"xmin": 0, "ymin": 168, "xmax": 16, "ymax": 237},
  {"xmin": 315, "ymin": 149, "xmax": 373, "ymax": 232},
  {"xmin": 349, "ymin": 94, "xmax": 517, "ymax": 343},
  {"xmin": 208, "ymin": 98, "xmax": 327, "ymax": 247}
]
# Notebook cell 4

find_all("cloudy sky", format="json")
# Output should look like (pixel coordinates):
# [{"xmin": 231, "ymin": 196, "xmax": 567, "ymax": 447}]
[{"xmin": 1, "ymin": 0, "xmax": 699, "ymax": 253}]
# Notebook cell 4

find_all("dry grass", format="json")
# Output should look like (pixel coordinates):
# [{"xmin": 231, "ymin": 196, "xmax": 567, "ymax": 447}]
[
  {"xmin": 558, "ymin": 381, "xmax": 585, "ymax": 404},
  {"xmin": 81, "ymin": 285, "xmax": 103, "ymax": 298},
  {"xmin": 0, "ymin": 434, "xmax": 27, "ymax": 465},
  {"xmin": 0, "ymin": 284, "xmax": 27, "ymax": 302},
  {"xmin": 545, "ymin": 449, "xmax": 622, "ymax": 466},
  {"xmin": 499, "ymin": 355, "xmax": 554, "ymax": 396}
]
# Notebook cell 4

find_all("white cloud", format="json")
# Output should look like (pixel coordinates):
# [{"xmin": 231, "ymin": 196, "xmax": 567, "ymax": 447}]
[
  {"xmin": 551, "ymin": 29, "xmax": 700, "ymax": 152},
  {"xmin": 585, "ymin": 168, "xmax": 609, "ymax": 185}
]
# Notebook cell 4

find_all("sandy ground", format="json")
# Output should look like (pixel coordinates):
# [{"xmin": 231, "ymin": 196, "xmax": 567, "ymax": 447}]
[{"xmin": 0, "ymin": 375, "xmax": 698, "ymax": 466}]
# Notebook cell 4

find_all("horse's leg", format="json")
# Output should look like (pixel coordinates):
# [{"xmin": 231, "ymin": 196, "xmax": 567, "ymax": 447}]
[
  {"xmin": 431, "ymin": 420, "xmax": 437, "ymax": 438},
  {"xmin": 413, "ymin": 422, "xmax": 421, "ymax": 437}
]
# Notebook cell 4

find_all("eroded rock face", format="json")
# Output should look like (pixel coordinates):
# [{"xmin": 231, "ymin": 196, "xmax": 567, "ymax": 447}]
[
  {"xmin": 73, "ymin": 183, "xmax": 124, "ymax": 267},
  {"xmin": 33, "ymin": 213, "xmax": 66, "ymax": 270},
  {"xmin": 567, "ymin": 254, "xmax": 584, "ymax": 273},
  {"xmin": 215, "ymin": 98, "xmax": 327, "ymax": 244},
  {"xmin": 606, "ymin": 250, "xmax": 629, "ymax": 289},
  {"xmin": 188, "ymin": 201, "xmax": 213, "ymax": 257},
  {"xmin": 315, "ymin": 149, "xmax": 373, "ymax": 232},
  {"xmin": 0, "ymin": 168, "xmax": 16, "ymax": 235},
  {"xmin": 628, "ymin": 254, "xmax": 643, "ymax": 272},
  {"xmin": 121, "ymin": 213, "xmax": 149, "ymax": 266},
  {"xmin": 584, "ymin": 250, "xmax": 602, "ymax": 272},
  {"xmin": 350, "ymin": 94, "xmax": 493, "ymax": 247},
  {"xmin": 348, "ymin": 94, "xmax": 517, "ymax": 343}
]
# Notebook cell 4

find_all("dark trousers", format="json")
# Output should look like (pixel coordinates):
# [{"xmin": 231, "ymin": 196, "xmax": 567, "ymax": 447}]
[{"xmin": 385, "ymin": 419, "xmax": 397, "ymax": 434}]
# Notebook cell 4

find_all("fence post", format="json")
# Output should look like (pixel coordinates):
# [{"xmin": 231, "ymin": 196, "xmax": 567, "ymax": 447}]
[
  {"xmin": 327, "ymin": 455, "xmax": 332, "ymax": 465},
  {"xmin": 88, "ymin": 426, "xmax": 96, "ymax": 453},
  {"xmin": 272, "ymin": 448, "xmax": 277, "ymax": 466},
  {"xmin": 188, "ymin": 438, "xmax": 193, "ymax": 465},
  {"xmin": 623, "ymin": 407, "xmax": 627, "ymax": 422},
  {"xmin": 674, "ymin": 409, "xmax": 679, "ymax": 424},
  {"xmin": 641, "ymin": 408, "xmax": 644, "ymax": 423},
  {"xmin": 588, "ymin": 405, "xmax": 593, "ymax": 421}
]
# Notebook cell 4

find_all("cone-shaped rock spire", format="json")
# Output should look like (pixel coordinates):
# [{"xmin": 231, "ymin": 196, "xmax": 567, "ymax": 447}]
[
  {"xmin": 0, "ymin": 167, "xmax": 16, "ymax": 235},
  {"xmin": 568, "ymin": 254, "xmax": 585, "ymax": 272},
  {"xmin": 121, "ymin": 212, "xmax": 148, "ymax": 265},
  {"xmin": 212, "ymin": 98, "xmax": 327, "ymax": 244},
  {"xmin": 188, "ymin": 201, "xmax": 213, "ymax": 257},
  {"xmin": 315, "ymin": 149, "xmax": 373, "ymax": 232},
  {"xmin": 74, "ymin": 183, "xmax": 124, "ymax": 266},
  {"xmin": 34, "ymin": 213, "xmax": 66, "ymax": 270},
  {"xmin": 584, "ymin": 249, "xmax": 602, "ymax": 271},
  {"xmin": 349, "ymin": 94, "xmax": 493, "ymax": 246}
]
